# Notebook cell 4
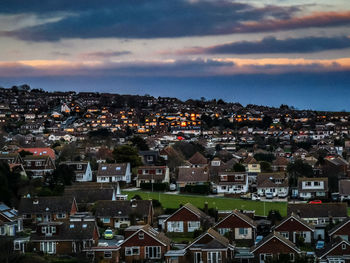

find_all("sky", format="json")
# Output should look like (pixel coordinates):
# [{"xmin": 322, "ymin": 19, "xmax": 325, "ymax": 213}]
[{"xmin": 0, "ymin": 0, "xmax": 350, "ymax": 111}]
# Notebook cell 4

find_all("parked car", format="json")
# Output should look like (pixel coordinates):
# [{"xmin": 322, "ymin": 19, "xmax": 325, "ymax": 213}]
[
  {"xmin": 309, "ymin": 200, "xmax": 322, "ymax": 204},
  {"xmin": 265, "ymin": 192, "xmax": 274, "ymax": 199},
  {"xmin": 331, "ymin": 192, "xmax": 339, "ymax": 201},
  {"xmin": 103, "ymin": 229, "xmax": 114, "ymax": 240},
  {"xmin": 251, "ymin": 193, "xmax": 260, "ymax": 201},
  {"xmin": 316, "ymin": 240, "xmax": 325, "ymax": 250},
  {"xmin": 169, "ymin": 183, "xmax": 177, "ymax": 191},
  {"xmin": 255, "ymin": 235, "xmax": 263, "ymax": 245}
]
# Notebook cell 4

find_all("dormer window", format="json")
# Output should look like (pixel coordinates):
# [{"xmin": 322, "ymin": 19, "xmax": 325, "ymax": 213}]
[{"xmin": 116, "ymin": 167, "xmax": 121, "ymax": 171}]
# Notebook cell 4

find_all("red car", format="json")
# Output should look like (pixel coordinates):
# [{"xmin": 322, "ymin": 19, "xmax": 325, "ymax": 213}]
[{"xmin": 309, "ymin": 200, "xmax": 322, "ymax": 204}]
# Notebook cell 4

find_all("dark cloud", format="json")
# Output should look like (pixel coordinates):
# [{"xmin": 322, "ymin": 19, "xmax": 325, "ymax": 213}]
[
  {"xmin": 180, "ymin": 36, "xmax": 350, "ymax": 54},
  {"xmin": 79, "ymin": 50, "xmax": 131, "ymax": 59},
  {"xmin": 0, "ymin": 0, "xmax": 303, "ymax": 41}
]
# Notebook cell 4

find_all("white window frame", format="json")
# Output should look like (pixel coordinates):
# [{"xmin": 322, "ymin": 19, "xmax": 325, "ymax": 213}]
[
  {"xmin": 145, "ymin": 246, "xmax": 161, "ymax": 259},
  {"xmin": 125, "ymin": 246, "xmax": 140, "ymax": 256},
  {"xmin": 104, "ymin": 251, "xmax": 112, "ymax": 258},
  {"xmin": 239, "ymin": 227, "xmax": 249, "ymax": 236},
  {"xmin": 102, "ymin": 218, "xmax": 110, "ymax": 223},
  {"xmin": 208, "ymin": 251, "xmax": 222, "ymax": 263}
]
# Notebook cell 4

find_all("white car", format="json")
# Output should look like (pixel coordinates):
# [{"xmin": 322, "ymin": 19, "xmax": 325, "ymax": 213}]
[{"xmin": 251, "ymin": 194, "xmax": 260, "ymax": 201}]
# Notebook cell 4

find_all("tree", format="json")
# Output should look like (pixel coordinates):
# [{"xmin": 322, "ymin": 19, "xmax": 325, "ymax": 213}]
[
  {"xmin": 287, "ymin": 160, "xmax": 314, "ymax": 187},
  {"xmin": 130, "ymin": 136, "xmax": 149, "ymax": 151},
  {"xmin": 260, "ymin": 161, "xmax": 272, "ymax": 173},
  {"xmin": 267, "ymin": 210, "xmax": 282, "ymax": 226},
  {"xmin": 233, "ymin": 163, "xmax": 246, "ymax": 172},
  {"xmin": 113, "ymin": 145, "xmax": 142, "ymax": 168}
]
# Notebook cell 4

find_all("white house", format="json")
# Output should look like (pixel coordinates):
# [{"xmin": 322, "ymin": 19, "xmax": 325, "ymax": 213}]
[
  {"xmin": 257, "ymin": 173, "xmax": 289, "ymax": 198},
  {"xmin": 97, "ymin": 163, "xmax": 131, "ymax": 183},
  {"xmin": 216, "ymin": 172, "xmax": 249, "ymax": 194}
]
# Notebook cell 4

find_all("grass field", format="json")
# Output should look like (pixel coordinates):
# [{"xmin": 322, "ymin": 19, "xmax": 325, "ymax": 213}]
[{"xmin": 122, "ymin": 190, "xmax": 287, "ymax": 216}]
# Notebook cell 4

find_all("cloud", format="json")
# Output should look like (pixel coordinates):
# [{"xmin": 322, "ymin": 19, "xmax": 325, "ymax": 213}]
[
  {"xmin": 0, "ymin": 0, "xmax": 304, "ymax": 41},
  {"xmin": 0, "ymin": 57, "xmax": 349, "ymax": 78},
  {"xmin": 79, "ymin": 50, "xmax": 131, "ymax": 59},
  {"xmin": 177, "ymin": 36, "xmax": 350, "ymax": 54}
]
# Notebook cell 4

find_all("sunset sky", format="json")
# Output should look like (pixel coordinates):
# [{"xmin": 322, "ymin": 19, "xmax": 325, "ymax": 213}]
[{"xmin": 0, "ymin": 0, "xmax": 350, "ymax": 110}]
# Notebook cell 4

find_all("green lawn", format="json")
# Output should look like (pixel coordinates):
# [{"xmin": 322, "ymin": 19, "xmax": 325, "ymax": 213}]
[{"xmin": 122, "ymin": 190, "xmax": 287, "ymax": 216}]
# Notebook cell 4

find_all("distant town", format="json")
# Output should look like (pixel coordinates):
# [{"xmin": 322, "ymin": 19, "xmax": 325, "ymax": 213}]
[{"xmin": 1, "ymin": 84, "xmax": 350, "ymax": 263}]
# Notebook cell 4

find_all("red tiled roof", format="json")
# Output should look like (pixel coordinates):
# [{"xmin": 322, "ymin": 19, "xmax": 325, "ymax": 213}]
[{"xmin": 18, "ymin": 147, "xmax": 55, "ymax": 160}]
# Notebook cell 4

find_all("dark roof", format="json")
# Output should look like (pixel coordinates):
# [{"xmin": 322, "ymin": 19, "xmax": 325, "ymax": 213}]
[
  {"xmin": 64, "ymin": 188, "xmax": 113, "ymax": 204},
  {"xmin": 329, "ymin": 218, "xmax": 350, "ymax": 235},
  {"xmin": 188, "ymin": 228, "xmax": 231, "ymax": 250},
  {"xmin": 316, "ymin": 236, "xmax": 350, "ymax": 259},
  {"xmin": 339, "ymin": 179, "xmax": 350, "ymax": 195},
  {"xmin": 97, "ymin": 163, "xmax": 128, "ymax": 176},
  {"xmin": 257, "ymin": 173, "xmax": 288, "ymax": 188},
  {"xmin": 18, "ymin": 197, "xmax": 75, "ymax": 215},
  {"xmin": 95, "ymin": 200, "xmax": 152, "ymax": 218},
  {"xmin": 287, "ymin": 203, "xmax": 348, "ymax": 218},
  {"xmin": 275, "ymin": 213, "xmax": 314, "ymax": 231},
  {"xmin": 177, "ymin": 166, "xmax": 209, "ymax": 183},
  {"xmin": 188, "ymin": 152, "xmax": 208, "ymax": 165},
  {"xmin": 31, "ymin": 221, "xmax": 97, "ymax": 241},
  {"xmin": 251, "ymin": 232, "xmax": 301, "ymax": 253},
  {"xmin": 123, "ymin": 225, "xmax": 171, "ymax": 246}
]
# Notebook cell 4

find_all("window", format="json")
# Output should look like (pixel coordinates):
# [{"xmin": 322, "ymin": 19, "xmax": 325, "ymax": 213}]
[
  {"xmin": 194, "ymin": 252, "xmax": 202, "ymax": 263},
  {"xmin": 145, "ymin": 246, "xmax": 161, "ymax": 259},
  {"xmin": 57, "ymin": 213, "xmax": 66, "ymax": 219},
  {"xmin": 239, "ymin": 228, "xmax": 248, "ymax": 236},
  {"xmin": 14, "ymin": 241, "xmax": 21, "ymax": 250},
  {"xmin": 156, "ymin": 169, "xmax": 162, "ymax": 175},
  {"xmin": 125, "ymin": 247, "xmax": 140, "ymax": 256},
  {"xmin": 138, "ymin": 232, "xmax": 144, "ymax": 239},
  {"xmin": 77, "ymin": 164, "xmax": 82, "ymax": 170},
  {"xmin": 147, "ymin": 156, "xmax": 154, "ymax": 162},
  {"xmin": 102, "ymin": 218, "xmax": 110, "ymax": 223},
  {"xmin": 143, "ymin": 169, "xmax": 149, "ymax": 175},
  {"xmin": 35, "ymin": 161, "xmax": 42, "ymax": 166},
  {"xmin": 342, "ymin": 243, "xmax": 347, "ymax": 250},
  {"xmin": 208, "ymin": 252, "xmax": 222, "ymax": 263},
  {"xmin": 289, "ymin": 253, "xmax": 295, "ymax": 261},
  {"xmin": 314, "ymin": 181, "xmax": 320, "ymax": 186},
  {"xmin": 40, "ymin": 242, "xmax": 56, "ymax": 254},
  {"xmin": 102, "ymin": 166, "xmax": 107, "ymax": 170},
  {"xmin": 104, "ymin": 251, "xmax": 112, "ymax": 258},
  {"xmin": 221, "ymin": 175, "xmax": 227, "ymax": 181},
  {"xmin": 280, "ymin": 232, "xmax": 289, "ymax": 239},
  {"xmin": 167, "ymin": 221, "xmax": 183, "ymax": 232},
  {"xmin": 218, "ymin": 228, "xmax": 230, "ymax": 235},
  {"xmin": 260, "ymin": 254, "xmax": 272, "ymax": 262},
  {"xmin": 188, "ymin": 221, "xmax": 200, "ymax": 232}
]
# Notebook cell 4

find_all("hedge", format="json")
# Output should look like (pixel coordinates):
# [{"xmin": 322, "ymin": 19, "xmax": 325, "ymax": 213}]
[{"xmin": 140, "ymin": 182, "xmax": 168, "ymax": 191}]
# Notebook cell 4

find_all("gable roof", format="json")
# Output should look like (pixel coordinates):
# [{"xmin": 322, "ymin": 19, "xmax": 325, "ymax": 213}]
[
  {"xmin": 122, "ymin": 224, "xmax": 171, "ymax": 247},
  {"xmin": 251, "ymin": 232, "xmax": 301, "ymax": 254},
  {"xmin": 214, "ymin": 210, "xmax": 257, "ymax": 229},
  {"xmin": 329, "ymin": 218, "xmax": 350, "ymax": 236},
  {"xmin": 186, "ymin": 228, "xmax": 232, "ymax": 250},
  {"xmin": 188, "ymin": 152, "xmax": 208, "ymax": 165},
  {"xmin": 274, "ymin": 213, "xmax": 314, "ymax": 231},
  {"xmin": 257, "ymin": 173, "xmax": 288, "ymax": 188},
  {"xmin": 164, "ymin": 203, "xmax": 209, "ymax": 222},
  {"xmin": 339, "ymin": 179, "xmax": 350, "ymax": 196},
  {"xmin": 317, "ymin": 237, "xmax": 350, "ymax": 259},
  {"xmin": 287, "ymin": 203, "xmax": 348, "ymax": 218}
]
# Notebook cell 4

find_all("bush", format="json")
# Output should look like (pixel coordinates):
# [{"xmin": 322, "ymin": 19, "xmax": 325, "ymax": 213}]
[
  {"xmin": 182, "ymin": 184, "xmax": 210, "ymax": 195},
  {"xmin": 140, "ymin": 182, "xmax": 169, "ymax": 191}
]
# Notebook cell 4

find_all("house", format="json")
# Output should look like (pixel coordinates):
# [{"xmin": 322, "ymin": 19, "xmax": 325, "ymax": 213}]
[
  {"xmin": 120, "ymin": 225, "xmax": 171, "ymax": 262},
  {"xmin": 329, "ymin": 218, "xmax": 350, "ymax": 242},
  {"xmin": 287, "ymin": 203, "xmax": 348, "ymax": 240},
  {"xmin": 188, "ymin": 152, "xmax": 208, "ymax": 167},
  {"xmin": 163, "ymin": 203, "xmax": 212, "ymax": 233},
  {"xmin": 177, "ymin": 166, "xmax": 209, "ymax": 188},
  {"xmin": 274, "ymin": 213, "xmax": 314, "ymax": 244},
  {"xmin": 339, "ymin": 179, "xmax": 350, "ymax": 201},
  {"xmin": 139, "ymin": 150, "xmax": 160, "ymax": 165},
  {"xmin": 271, "ymin": 157, "xmax": 289, "ymax": 172},
  {"xmin": 0, "ymin": 153, "xmax": 22, "ymax": 164},
  {"xmin": 61, "ymin": 161, "xmax": 93, "ymax": 182},
  {"xmin": 23, "ymin": 155, "xmax": 55, "ymax": 178},
  {"xmin": 18, "ymin": 196, "xmax": 78, "ymax": 225},
  {"xmin": 96, "ymin": 163, "xmax": 131, "ymax": 183},
  {"xmin": 243, "ymin": 156, "xmax": 261, "ymax": 174},
  {"xmin": 216, "ymin": 172, "xmax": 249, "ymax": 194},
  {"xmin": 251, "ymin": 232, "xmax": 301, "ymax": 263},
  {"xmin": 214, "ymin": 210, "xmax": 257, "ymax": 246},
  {"xmin": 257, "ymin": 173, "xmax": 289, "ymax": 198},
  {"xmin": 95, "ymin": 200, "xmax": 153, "ymax": 229},
  {"xmin": 297, "ymin": 177, "xmax": 328, "ymax": 200},
  {"xmin": 0, "ymin": 202, "xmax": 23, "ymax": 236},
  {"xmin": 182, "ymin": 228, "xmax": 235, "ymax": 263},
  {"xmin": 293, "ymin": 148, "xmax": 308, "ymax": 160},
  {"xmin": 317, "ymin": 237, "xmax": 350, "ymax": 263},
  {"xmin": 84, "ymin": 243, "xmax": 120, "ymax": 263},
  {"xmin": 136, "ymin": 166, "xmax": 170, "ymax": 187},
  {"xmin": 30, "ymin": 218, "xmax": 99, "ymax": 255}
]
